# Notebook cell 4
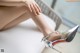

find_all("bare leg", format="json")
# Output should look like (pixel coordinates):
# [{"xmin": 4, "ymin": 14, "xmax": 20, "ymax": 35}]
[
  {"xmin": 1, "ymin": 6, "xmax": 61, "ymax": 41},
  {"xmin": 1, "ymin": 8, "xmax": 52, "ymax": 34},
  {"xmin": 27, "ymin": 12, "xmax": 61, "ymax": 41},
  {"xmin": 0, "ymin": 6, "xmax": 27, "ymax": 30},
  {"xmin": 1, "ymin": 6, "xmax": 52, "ymax": 34},
  {"xmin": 2, "ymin": 12, "xmax": 30, "ymax": 30}
]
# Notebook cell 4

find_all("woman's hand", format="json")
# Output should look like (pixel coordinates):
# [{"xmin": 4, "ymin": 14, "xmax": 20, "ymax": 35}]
[{"xmin": 24, "ymin": 0, "xmax": 41, "ymax": 15}]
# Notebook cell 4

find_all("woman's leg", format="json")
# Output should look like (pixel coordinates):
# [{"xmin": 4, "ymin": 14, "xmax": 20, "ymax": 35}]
[
  {"xmin": 2, "ymin": 12, "xmax": 30, "ymax": 30},
  {"xmin": 0, "ymin": 7, "xmax": 52, "ymax": 33},
  {"xmin": 0, "ymin": 6, "xmax": 28, "ymax": 30},
  {"xmin": 1, "ymin": 6, "xmax": 61, "ymax": 41},
  {"xmin": 1, "ymin": 6, "xmax": 51, "ymax": 33},
  {"xmin": 27, "ymin": 12, "xmax": 61, "ymax": 41}
]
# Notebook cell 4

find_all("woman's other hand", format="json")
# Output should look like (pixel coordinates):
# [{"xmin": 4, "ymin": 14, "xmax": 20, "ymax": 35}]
[{"xmin": 24, "ymin": 0, "xmax": 41, "ymax": 15}]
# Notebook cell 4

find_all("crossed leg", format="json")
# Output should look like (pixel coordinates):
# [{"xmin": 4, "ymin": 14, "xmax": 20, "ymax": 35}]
[
  {"xmin": 0, "ymin": 6, "xmax": 62, "ymax": 41},
  {"xmin": 1, "ymin": 6, "xmax": 52, "ymax": 34}
]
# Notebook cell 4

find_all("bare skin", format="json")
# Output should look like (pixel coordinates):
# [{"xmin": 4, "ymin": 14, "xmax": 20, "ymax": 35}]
[{"xmin": 0, "ymin": 0, "xmax": 62, "ymax": 41}]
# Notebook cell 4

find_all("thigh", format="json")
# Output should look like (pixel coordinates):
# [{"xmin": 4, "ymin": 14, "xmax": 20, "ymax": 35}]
[
  {"xmin": 0, "ymin": 6, "xmax": 27, "ymax": 30},
  {"xmin": 2, "ymin": 12, "xmax": 30, "ymax": 30}
]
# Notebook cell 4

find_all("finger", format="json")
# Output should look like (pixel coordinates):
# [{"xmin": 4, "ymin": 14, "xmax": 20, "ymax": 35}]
[
  {"xmin": 36, "ymin": 4, "xmax": 42, "ymax": 12},
  {"xmin": 31, "ymin": 4, "xmax": 37, "ymax": 15},
  {"xmin": 33, "ymin": 4, "xmax": 40, "ymax": 15},
  {"xmin": 27, "ymin": 4, "xmax": 32, "ymax": 12}
]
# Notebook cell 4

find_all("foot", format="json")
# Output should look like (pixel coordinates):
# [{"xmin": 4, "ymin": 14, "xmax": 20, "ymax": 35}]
[
  {"xmin": 45, "ymin": 31, "xmax": 63, "ymax": 41},
  {"xmin": 43, "ymin": 25, "xmax": 79, "ymax": 42}
]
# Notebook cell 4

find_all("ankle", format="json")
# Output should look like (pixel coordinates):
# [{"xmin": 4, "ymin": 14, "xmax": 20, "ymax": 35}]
[{"xmin": 43, "ymin": 29, "xmax": 54, "ymax": 36}]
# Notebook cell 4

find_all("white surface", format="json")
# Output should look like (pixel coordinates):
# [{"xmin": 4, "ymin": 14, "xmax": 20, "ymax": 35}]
[{"xmin": 0, "ymin": 14, "xmax": 56, "ymax": 53}]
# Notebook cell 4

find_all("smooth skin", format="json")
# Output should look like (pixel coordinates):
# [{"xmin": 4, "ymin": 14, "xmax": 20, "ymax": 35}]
[{"xmin": 0, "ymin": 0, "xmax": 62, "ymax": 41}]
